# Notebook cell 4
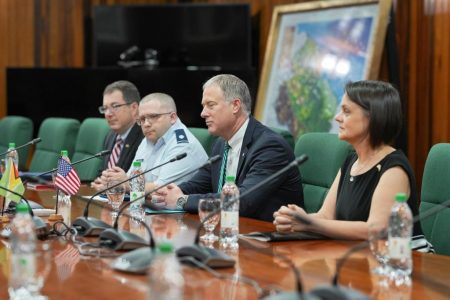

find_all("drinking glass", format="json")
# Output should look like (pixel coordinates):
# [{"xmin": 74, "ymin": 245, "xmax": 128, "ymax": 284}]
[
  {"xmin": 198, "ymin": 197, "xmax": 221, "ymax": 242},
  {"xmin": 368, "ymin": 223, "xmax": 390, "ymax": 277},
  {"xmin": 106, "ymin": 180, "xmax": 125, "ymax": 219}
]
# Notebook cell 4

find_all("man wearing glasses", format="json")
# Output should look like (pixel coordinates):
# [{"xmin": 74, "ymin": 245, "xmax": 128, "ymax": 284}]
[
  {"xmin": 101, "ymin": 92, "xmax": 208, "ymax": 192},
  {"xmin": 91, "ymin": 80, "xmax": 144, "ymax": 190}
]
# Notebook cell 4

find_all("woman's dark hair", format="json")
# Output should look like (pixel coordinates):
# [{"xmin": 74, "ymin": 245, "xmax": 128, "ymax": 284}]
[{"xmin": 345, "ymin": 80, "xmax": 402, "ymax": 148}]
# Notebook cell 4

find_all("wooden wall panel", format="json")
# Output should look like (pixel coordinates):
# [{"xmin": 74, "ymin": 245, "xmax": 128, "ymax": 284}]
[
  {"xmin": 37, "ymin": 0, "xmax": 84, "ymax": 66},
  {"xmin": 431, "ymin": 0, "xmax": 450, "ymax": 143},
  {"xmin": 0, "ymin": 0, "xmax": 35, "ymax": 116}
]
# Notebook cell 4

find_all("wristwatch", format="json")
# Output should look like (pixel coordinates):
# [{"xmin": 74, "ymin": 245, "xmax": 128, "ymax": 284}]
[{"xmin": 176, "ymin": 195, "xmax": 188, "ymax": 210}]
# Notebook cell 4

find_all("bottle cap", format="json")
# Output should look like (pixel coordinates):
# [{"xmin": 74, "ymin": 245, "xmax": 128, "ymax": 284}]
[
  {"xmin": 61, "ymin": 150, "xmax": 69, "ymax": 157},
  {"xmin": 395, "ymin": 192, "xmax": 407, "ymax": 202},
  {"xmin": 8, "ymin": 142, "xmax": 15, "ymax": 148},
  {"xmin": 133, "ymin": 160, "xmax": 141, "ymax": 167},
  {"xmin": 225, "ymin": 175, "xmax": 236, "ymax": 183},
  {"xmin": 16, "ymin": 202, "xmax": 30, "ymax": 213},
  {"xmin": 158, "ymin": 241, "xmax": 174, "ymax": 253}
]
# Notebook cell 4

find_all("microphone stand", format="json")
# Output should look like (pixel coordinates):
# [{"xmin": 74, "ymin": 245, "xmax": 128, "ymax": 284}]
[
  {"xmin": 107, "ymin": 155, "xmax": 222, "ymax": 274},
  {"xmin": 176, "ymin": 155, "xmax": 309, "ymax": 271},
  {"xmin": 23, "ymin": 149, "xmax": 112, "ymax": 184},
  {"xmin": 0, "ymin": 138, "xmax": 42, "ymax": 157},
  {"xmin": 0, "ymin": 185, "xmax": 49, "ymax": 239},
  {"xmin": 98, "ymin": 155, "xmax": 222, "ymax": 251},
  {"xmin": 304, "ymin": 200, "xmax": 450, "ymax": 300},
  {"xmin": 72, "ymin": 152, "xmax": 187, "ymax": 236}
]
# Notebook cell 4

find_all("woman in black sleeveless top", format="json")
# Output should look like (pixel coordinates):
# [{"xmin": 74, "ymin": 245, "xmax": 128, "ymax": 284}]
[{"xmin": 274, "ymin": 80, "xmax": 432, "ymax": 252}]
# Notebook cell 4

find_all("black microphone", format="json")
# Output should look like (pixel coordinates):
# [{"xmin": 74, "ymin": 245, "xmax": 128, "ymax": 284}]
[
  {"xmin": 0, "ymin": 185, "xmax": 49, "ymax": 239},
  {"xmin": 176, "ymin": 155, "xmax": 309, "ymax": 270},
  {"xmin": 0, "ymin": 138, "xmax": 42, "ymax": 157},
  {"xmin": 23, "ymin": 149, "xmax": 112, "ymax": 182},
  {"xmin": 99, "ymin": 154, "xmax": 221, "ymax": 251},
  {"xmin": 303, "ymin": 200, "xmax": 450, "ymax": 300},
  {"xmin": 107, "ymin": 155, "xmax": 222, "ymax": 274},
  {"xmin": 72, "ymin": 152, "xmax": 187, "ymax": 236}
]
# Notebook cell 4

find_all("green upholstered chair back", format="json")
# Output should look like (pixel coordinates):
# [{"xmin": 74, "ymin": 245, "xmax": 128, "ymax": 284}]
[
  {"xmin": 420, "ymin": 143, "xmax": 450, "ymax": 256},
  {"xmin": 269, "ymin": 127, "xmax": 295, "ymax": 150},
  {"xmin": 0, "ymin": 116, "xmax": 33, "ymax": 170},
  {"xmin": 188, "ymin": 127, "xmax": 217, "ymax": 156},
  {"xmin": 71, "ymin": 118, "xmax": 110, "ymax": 181},
  {"xmin": 294, "ymin": 132, "xmax": 353, "ymax": 213},
  {"xmin": 29, "ymin": 118, "xmax": 80, "ymax": 172}
]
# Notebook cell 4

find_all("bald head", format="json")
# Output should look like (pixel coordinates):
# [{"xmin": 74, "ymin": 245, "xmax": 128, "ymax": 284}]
[{"xmin": 140, "ymin": 93, "xmax": 177, "ymax": 113}]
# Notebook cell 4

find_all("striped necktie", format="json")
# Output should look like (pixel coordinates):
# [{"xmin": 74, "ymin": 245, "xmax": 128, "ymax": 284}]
[
  {"xmin": 217, "ymin": 143, "xmax": 231, "ymax": 193},
  {"xmin": 107, "ymin": 136, "xmax": 123, "ymax": 168}
]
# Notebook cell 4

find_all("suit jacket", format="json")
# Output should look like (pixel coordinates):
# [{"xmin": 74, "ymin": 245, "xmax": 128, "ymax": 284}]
[
  {"xmin": 102, "ymin": 123, "xmax": 144, "ymax": 172},
  {"xmin": 179, "ymin": 116, "xmax": 304, "ymax": 221}
]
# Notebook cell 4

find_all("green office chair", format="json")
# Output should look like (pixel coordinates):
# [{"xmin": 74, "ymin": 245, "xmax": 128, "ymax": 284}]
[
  {"xmin": 295, "ymin": 132, "xmax": 353, "ymax": 213},
  {"xmin": 0, "ymin": 116, "xmax": 34, "ymax": 170},
  {"xmin": 29, "ymin": 118, "xmax": 80, "ymax": 172},
  {"xmin": 270, "ymin": 127, "xmax": 295, "ymax": 150},
  {"xmin": 188, "ymin": 127, "xmax": 217, "ymax": 156},
  {"xmin": 420, "ymin": 143, "xmax": 450, "ymax": 256},
  {"xmin": 71, "ymin": 118, "xmax": 110, "ymax": 182}
]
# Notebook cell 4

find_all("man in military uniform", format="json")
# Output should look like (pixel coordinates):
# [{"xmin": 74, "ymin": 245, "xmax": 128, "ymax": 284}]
[{"xmin": 102, "ymin": 92, "xmax": 208, "ymax": 192}]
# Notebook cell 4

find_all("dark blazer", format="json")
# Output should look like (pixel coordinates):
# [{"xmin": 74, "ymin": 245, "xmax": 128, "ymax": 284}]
[
  {"xmin": 179, "ymin": 116, "xmax": 304, "ymax": 222},
  {"xmin": 102, "ymin": 123, "xmax": 144, "ymax": 172}
]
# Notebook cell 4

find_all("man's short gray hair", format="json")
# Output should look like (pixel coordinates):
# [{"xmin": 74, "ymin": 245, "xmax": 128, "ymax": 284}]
[{"xmin": 203, "ymin": 74, "xmax": 252, "ymax": 115}]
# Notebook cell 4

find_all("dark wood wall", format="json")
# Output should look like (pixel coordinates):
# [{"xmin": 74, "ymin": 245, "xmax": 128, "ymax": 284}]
[{"xmin": 1, "ymin": 0, "xmax": 449, "ymax": 185}]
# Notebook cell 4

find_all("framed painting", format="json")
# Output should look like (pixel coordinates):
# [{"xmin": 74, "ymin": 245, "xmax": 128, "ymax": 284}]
[{"xmin": 255, "ymin": 0, "xmax": 392, "ymax": 139}]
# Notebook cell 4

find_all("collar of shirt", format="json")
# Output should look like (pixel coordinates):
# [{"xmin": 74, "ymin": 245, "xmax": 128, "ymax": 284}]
[
  {"xmin": 117, "ymin": 125, "xmax": 133, "ymax": 142},
  {"xmin": 226, "ymin": 118, "xmax": 249, "ymax": 178},
  {"xmin": 146, "ymin": 118, "xmax": 183, "ymax": 149}
]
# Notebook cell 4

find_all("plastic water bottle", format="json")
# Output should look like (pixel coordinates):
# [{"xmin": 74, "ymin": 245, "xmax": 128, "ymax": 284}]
[
  {"xmin": 8, "ymin": 203, "xmax": 37, "ymax": 299},
  {"xmin": 220, "ymin": 175, "xmax": 239, "ymax": 250},
  {"xmin": 7, "ymin": 142, "xmax": 19, "ymax": 170},
  {"xmin": 58, "ymin": 193, "xmax": 72, "ymax": 224},
  {"xmin": 129, "ymin": 160, "xmax": 145, "ymax": 222},
  {"xmin": 57, "ymin": 150, "xmax": 72, "ymax": 223},
  {"xmin": 388, "ymin": 192, "xmax": 413, "ymax": 286},
  {"xmin": 148, "ymin": 241, "xmax": 184, "ymax": 300}
]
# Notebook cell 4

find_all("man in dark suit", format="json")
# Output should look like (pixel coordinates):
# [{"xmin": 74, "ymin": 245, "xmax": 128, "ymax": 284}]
[
  {"xmin": 153, "ymin": 74, "xmax": 303, "ymax": 221},
  {"xmin": 91, "ymin": 80, "xmax": 144, "ymax": 190}
]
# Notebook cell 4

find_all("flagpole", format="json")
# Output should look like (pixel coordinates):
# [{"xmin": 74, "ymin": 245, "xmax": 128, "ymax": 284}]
[{"xmin": 55, "ymin": 188, "xmax": 59, "ymax": 214}]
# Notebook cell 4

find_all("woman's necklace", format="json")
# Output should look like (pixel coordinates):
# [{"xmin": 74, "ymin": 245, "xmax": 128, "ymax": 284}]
[{"xmin": 349, "ymin": 148, "xmax": 383, "ymax": 182}]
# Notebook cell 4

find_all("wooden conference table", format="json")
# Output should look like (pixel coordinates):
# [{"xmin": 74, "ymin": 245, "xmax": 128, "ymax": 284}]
[{"xmin": 1, "ymin": 187, "xmax": 450, "ymax": 299}]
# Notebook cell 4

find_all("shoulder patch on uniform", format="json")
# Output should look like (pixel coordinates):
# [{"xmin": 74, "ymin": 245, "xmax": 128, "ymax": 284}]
[{"xmin": 175, "ymin": 129, "xmax": 189, "ymax": 144}]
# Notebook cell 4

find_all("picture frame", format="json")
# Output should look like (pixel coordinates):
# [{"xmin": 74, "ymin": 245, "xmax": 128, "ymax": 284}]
[{"xmin": 255, "ymin": 0, "xmax": 392, "ymax": 139}]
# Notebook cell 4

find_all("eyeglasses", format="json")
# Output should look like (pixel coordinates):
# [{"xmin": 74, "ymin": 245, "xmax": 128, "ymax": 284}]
[
  {"xmin": 98, "ymin": 103, "xmax": 131, "ymax": 114},
  {"xmin": 136, "ymin": 112, "xmax": 172, "ymax": 126}
]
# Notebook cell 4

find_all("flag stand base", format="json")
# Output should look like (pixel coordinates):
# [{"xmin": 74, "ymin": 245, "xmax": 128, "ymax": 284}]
[{"xmin": 48, "ymin": 214, "xmax": 63, "ymax": 222}]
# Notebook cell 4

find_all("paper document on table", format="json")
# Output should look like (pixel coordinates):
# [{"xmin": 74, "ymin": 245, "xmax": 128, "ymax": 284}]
[
  {"xmin": 82, "ymin": 195, "xmax": 109, "ymax": 203},
  {"xmin": 33, "ymin": 208, "xmax": 56, "ymax": 217},
  {"xmin": 145, "ymin": 207, "xmax": 185, "ymax": 214}
]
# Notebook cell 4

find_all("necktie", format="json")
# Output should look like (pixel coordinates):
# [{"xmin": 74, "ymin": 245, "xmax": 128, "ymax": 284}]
[
  {"xmin": 217, "ymin": 143, "xmax": 231, "ymax": 193},
  {"xmin": 107, "ymin": 136, "xmax": 123, "ymax": 168}
]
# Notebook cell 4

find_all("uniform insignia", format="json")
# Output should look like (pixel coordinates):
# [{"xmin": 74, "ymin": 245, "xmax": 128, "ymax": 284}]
[
  {"xmin": 125, "ymin": 144, "xmax": 130, "ymax": 148},
  {"xmin": 175, "ymin": 129, "xmax": 189, "ymax": 143}
]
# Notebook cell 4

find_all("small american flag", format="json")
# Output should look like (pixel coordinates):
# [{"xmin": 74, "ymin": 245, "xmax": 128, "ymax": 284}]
[{"xmin": 55, "ymin": 157, "xmax": 80, "ymax": 195}]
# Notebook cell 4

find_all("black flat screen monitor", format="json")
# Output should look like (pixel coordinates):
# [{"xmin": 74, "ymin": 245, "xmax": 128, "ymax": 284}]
[{"xmin": 93, "ymin": 4, "xmax": 252, "ymax": 68}]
